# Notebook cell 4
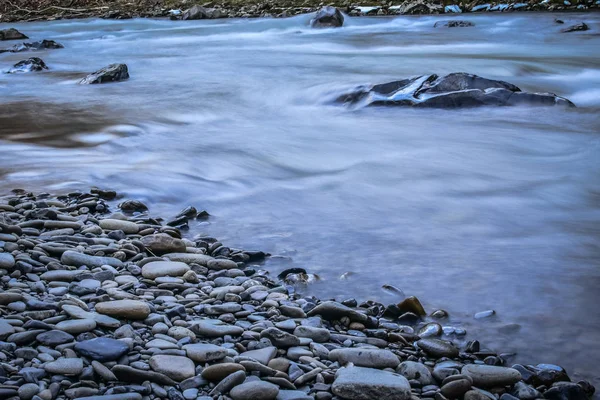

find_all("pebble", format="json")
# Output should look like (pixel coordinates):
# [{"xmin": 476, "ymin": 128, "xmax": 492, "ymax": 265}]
[
  {"xmin": 230, "ymin": 380, "xmax": 280, "ymax": 400},
  {"xmin": 0, "ymin": 252, "xmax": 15, "ymax": 268},
  {"xmin": 142, "ymin": 260, "xmax": 190, "ymax": 279},
  {"xmin": 183, "ymin": 343, "xmax": 228, "ymax": 363},
  {"xmin": 149, "ymin": 354, "xmax": 196, "ymax": 381},
  {"xmin": 330, "ymin": 348, "xmax": 400, "ymax": 368},
  {"xmin": 95, "ymin": 300, "xmax": 151, "ymax": 319},
  {"xmin": 417, "ymin": 338, "xmax": 460, "ymax": 358},
  {"xmin": 74, "ymin": 337, "xmax": 130, "ymax": 361},
  {"xmin": 332, "ymin": 365, "xmax": 411, "ymax": 400},
  {"xmin": 201, "ymin": 363, "xmax": 246, "ymax": 381},
  {"xmin": 461, "ymin": 364, "xmax": 522, "ymax": 388},
  {"xmin": 44, "ymin": 358, "xmax": 84, "ymax": 375},
  {"xmin": 61, "ymin": 250, "xmax": 123, "ymax": 268}
]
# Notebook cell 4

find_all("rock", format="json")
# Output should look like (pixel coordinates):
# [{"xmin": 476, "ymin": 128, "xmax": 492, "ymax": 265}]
[
  {"xmin": 330, "ymin": 348, "xmax": 400, "ymax": 368},
  {"xmin": 74, "ymin": 337, "xmax": 130, "ymax": 361},
  {"xmin": 561, "ymin": 23, "xmax": 589, "ymax": 33},
  {"xmin": 183, "ymin": 343, "xmax": 228, "ymax": 363},
  {"xmin": 397, "ymin": 296, "xmax": 426, "ymax": 316},
  {"xmin": 149, "ymin": 355, "xmax": 195, "ymax": 381},
  {"xmin": 417, "ymin": 339, "xmax": 459, "ymax": 358},
  {"xmin": 181, "ymin": 5, "xmax": 222, "ymax": 20},
  {"xmin": 207, "ymin": 259, "xmax": 238, "ymax": 270},
  {"xmin": 397, "ymin": 361, "xmax": 434, "ymax": 385},
  {"xmin": 112, "ymin": 365, "xmax": 177, "ymax": 385},
  {"xmin": 17, "ymin": 383, "xmax": 39, "ymax": 400},
  {"xmin": 61, "ymin": 250, "xmax": 123, "ymax": 268},
  {"xmin": 307, "ymin": 301, "xmax": 368, "ymax": 323},
  {"xmin": 76, "ymin": 395, "xmax": 142, "ymax": 400},
  {"xmin": 230, "ymin": 381, "xmax": 280, "ymax": 400},
  {"xmin": 276, "ymin": 390, "xmax": 313, "ymax": 400},
  {"xmin": 95, "ymin": 300, "xmax": 151, "ymax": 319},
  {"xmin": 192, "ymin": 320, "xmax": 244, "ymax": 337},
  {"xmin": 464, "ymin": 390, "xmax": 493, "ymax": 400},
  {"xmin": 474, "ymin": 310, "xmax": 495, "ymax": 319},
  {"xmin": 142, "ymin": 260, "xmax": 190, "ymax": 279},
  {"xmin": 544, "ymin": 382, "xmax": 589, "ymax": 400},
  {"xmin": 210, "ymin": 370, "xmax": 246, "ymax": 395},
  {"xmin": 332, "ymin": 366, "xmax": 412, "ymax": 400},
  {"xmin": 141, "ymin": 234, "xmax": 186, "ymax": 255},
  {"xmin": 240, "ymin": 346, "xmax": 277, "ymax": 365},
  {"xmin": 119, "ymin": 199, "xmax": 148, "ymax": 212},
  {"xmin": 394, "ymin": 1, "xmax": 442, "ymax": 14},
  {"xmin": 0, "ymin": 319, "xmax": 16, "ymax": 339},
  {"xmin": 62, "ymin": 304, "xmax": 121, "ymax": 328},
  {"xmin": 0, "ymin": 39, "xmax": 63, "ymax": 53},
  {"xmin": 0, "ymin": 28, "xmax": 28, "ymax": 40},
  {"xmin": 461, "ymin": 364, "xmax": 522, "ymax": 388},
  {"xmin": 310, "ymin": 6, "xmax": 344, "ymax": 28},
  {"xmin": 40, "ymin": 269, "xmax": 84, "ymax": 282},
  {"xmin": 7, "ymin": 57, "xmax": 48, "ymax": 73},
  {"xmin": 201, "ymin": 363, "xmax": 246, "ymax": 381},
  {"xmin": 293, "ymin": 325, "xmax": 330, "ymax": 343},
  {"xmin": 164, "ymin": 253, "xmax": 214, "ymax": 266},
  {"xmin": 36, "ymin": 330, "xmax": 74, "ymax": 346},
  {"xmin": 434, "ymin": 20, "xmax": 474, "ymax": 27},
  {"xmin": 510, "ymin": 381, "xmax": 541, "ymax": 400},
  {"xmin": 334, "ymin": 73, "xmax": 574, "ymax": 109},
  {"xmin": 441, "ymin": 378, "xmax": 473, "ymax": 398},
  {"xmin": 260, "ymin": 327, "xmax": 301, "ymax": 348},
  {"xmin": 44, "ymin": 358, "xmax": 84, "ymax": 375},
  {"xmin": 98, "ymin": 218, "xmax": 138, "ymax": 233},
  {"xmin": 79, "ymin": 64, "xmax": 130, "ymax": 84},
  {"xmin": 0, "ymin": 253, "xmax": 15, "ymax": 269}
]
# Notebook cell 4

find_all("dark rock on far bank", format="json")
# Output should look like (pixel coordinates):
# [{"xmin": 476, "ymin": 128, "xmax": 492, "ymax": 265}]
[
  {"xmin": 310, "ymin": 6, "xmax": 344, "ymax": 28},
  {"xmin": 561, "ymin": 22, "xmax": 589, "ymax": 32},
  {"xmin": 434, "ymin": 20, "xmax": 475, "ymax": 28},
  {"xmin": 0, "ymin": 28, "xmax": 28, "ymax": 40},
  {"xmin": 334, "ymin": 72, "xmax": 575, "ymax": 109},
  {"xmin": 0, "ymin": 39, "xmax": 63, "ymax": 54},
  {"xmin": 79, "ymin": 63, "xmax": 129, "ymax": 84},
  {"xmin": 6, "ymin": 57, "xmax": 48, "ymax": 74},
  {"xmin": 181, "ymin": 5, "xmax": 223, "ymax": 20}
]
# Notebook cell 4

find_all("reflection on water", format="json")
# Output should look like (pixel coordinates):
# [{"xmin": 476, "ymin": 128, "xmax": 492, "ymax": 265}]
[{"xmin": 1, "ymin": 12, "xmax": 600, "ymax": 387}]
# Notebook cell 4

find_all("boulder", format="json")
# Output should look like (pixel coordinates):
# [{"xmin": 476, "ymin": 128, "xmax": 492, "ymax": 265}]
[
  {"xmin": 79, "ymin": 64, "xmax": 129, "ymax": 85},
  {"xmin": 0, "ymin": 40, "xmax": 63, "ymax": 54},
  {"xmin": 332, "ymin": 366, "xmax": 412, "ymax": 400},
  {"xmin": 181, "ymin": 5, "xmax": 222, "ymax": 20},
  {"xmin": 310, "ymin": 6, "xmax": 344, "ymax": 28},
  {"xmin": 0, "ymin": 28, "xmax": 28, "ymax": 41},
  {"xmin": 7, "ymin": 57, "xmax": 48, "ymax": 74},
  {"xmin": 334, "ymin": 72, "xmax": 574, "ymax": 108}
]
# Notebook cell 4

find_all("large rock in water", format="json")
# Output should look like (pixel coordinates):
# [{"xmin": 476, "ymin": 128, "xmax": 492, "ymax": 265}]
[
  {"xmin": 434, "ymin": 20, "xmax": 474, "ymax": 28},
  {"xmin": 0, "ymin": 28, "xmax": 28, "ymax": 41},
  {"xmin": 7, "ymin": 57, "xmax": 48, "ymax": 74},
  {"xmin": 0, "ymin": 40, "xmax": 63, "ymax": 54},
  {"xmin": 332, "ymin": 366, "xmax": 412, "ymax": 400},
  {"xmin": 310, "ymin": 6, "xmax": 344, "ymax": 28},
  {"xmin": 334, "ymin": 72, "xmax": 574, "ymax": 108},
  {"xmin": 79, "ymin": 64, "xmax": 129, "ymax": 84}
]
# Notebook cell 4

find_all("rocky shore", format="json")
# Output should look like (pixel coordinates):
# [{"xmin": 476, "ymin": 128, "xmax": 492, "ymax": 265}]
[
  {"xmin": 0, "ymin": 188, "xmax": 595, "ymax": 400},
  {"xmin": 0, "ymin": 0, "xmax": 599, "ymax": 23}
]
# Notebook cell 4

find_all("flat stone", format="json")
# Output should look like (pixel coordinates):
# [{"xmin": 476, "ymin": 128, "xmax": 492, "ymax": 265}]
[
  {"xmin": 44, "ymin": 358, "xmax": 84, "ymax": 375},
  {"xmin": 417, "ymin": 339, "xmax": 459, "ymax": 358},
  {"xmin": 329, "ymin": 348, "xmax": 400, "ymax": 369},
  {"xmin": 397, "ymin": 361, "xmax": 434, "ymax": 385},
  {"xmin": 99, "ymin": 219, "xmax": 139, "ymax": 233},
  {"xmin": 62, "ymin": 305, "xmax": 121, "ymax": 328},
  {"xmin": 0, "ymin": 319, "xmax": 16, "ymax": 339},
  {"xmin": 276, "ymin": 390, "xmax": 313, "ymax": 400},
  {"xmin": 332, "ymin": 366, "xmax": 411, "ymax": 400},
  {"xmin": 192, "ymin": 320, "xmax": 244, "ymax": 337},
  {"xmin": 204, "ymin": 302, "xmax": 242, "ymax": 315},
  {"xmin": 201, "ymin": 363, "xmax": 246, "ymax": 381},
  {"xmin": 210, "ymin": 370, "xmax": 246, "ymax": 396},
  {"xmin": 183, "ymin": 343, "xmax": 228, "ymax": 363},
  {"xmin": 111, "ymin": 365, "xmax": 177, "ymax": 386},
  {"xmin": 307, "ymin": 301, "xmax": 368, "ymax": 323},
  {"xmin": 36, "ymin": 330, "xmax": 74, "ymax": 346},
  {"xmin": 230, "ymin": 381, "xmax": 280, "ymax": 400},
  {"xmin": 461, "ymin": 364, "xmax": 521, "ymax": 388},
  {"xmin": 95, "ymin": 300, "xmax": 150, "ymax": 319},
  {"xmin": 240, "ymin": 346, "xmax": 277, "ymax": 365},
  {"xmin": 260, "ymin": 327, "xmax": 301, "ymax": 348},
  {"xmin": 149, "ymin": 355, "xmax": 195, "ymax": 381},
  {"xmin": 141, "ymin": 233, "xmax": 186, "ymax": 255},
  {"xmin": 207, "ymin": 259, "xmax": 238, "ymax": 270},
  {"xmin": 142, "ymin": 261, "xmax": 190, "ymax": 279},
  {"xmin": 441, "ymin": 378, "xmax": 473, "ymax": 398},
  {"xmin": 55, "ymin": 319, "xmax": 96, "ymax": 334},
  {"xmin": 293, "ymin": 325, "xmax": 330, "ymax": 343},
  {"xmin": 0, "ymin": 253, "xmax": 15, "ymax": 269},
  {"xmin": 75, "ymin": 337, "xmax": 130, "ymax": 361},
  {"xmin": 61, "ymin": 250, "xmax": 123, "ymax": 268},
  {"xmin": 40, "ymin": 269, "xmax": 85, "ymax": 282},
  {"xmin": 164, "ymin": 253, "xmax": 214, "ymax": 266}
]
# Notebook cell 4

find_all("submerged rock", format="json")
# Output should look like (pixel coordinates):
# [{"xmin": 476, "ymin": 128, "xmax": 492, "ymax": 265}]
[
  {"xmin": 310, "ymin": 6, "xmax": 344, "ymax": 28},
  {"xmin": 434, "ymin": 20, "xmax": 474, "ymax": 27},
  {"xmin": 0, "ymin": 28, "xmax": 28, "ymax": 41},
  {"xmin": 7, "ymin": 57, "xmax": 48, "ymax": 73},
  {"xmin": 334, "ymin": 72, "xmax": 574, "ymax": 108},
  {"xmin": 79, "ymin": 63, "xmax": 129, "ymax": 84},
  {"xmin": 561, "ymin": 23, "xmax": 589, "ymax": 33},
  {"xmin": 0, "ymin": 39, "xmax": 63, "ymax": 53}
]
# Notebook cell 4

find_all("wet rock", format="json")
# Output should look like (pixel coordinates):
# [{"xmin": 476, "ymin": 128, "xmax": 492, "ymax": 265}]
[
  {"xmin": 474, "ymin": 310, "xmax": 495, "ymax": 319},
  {"xmin": 461, "ymin": 364, "xmax": 521, "ymax": 388},
  {"xmin": 310, "ymin": 6, "xmax": 344, "ymax": 28},
  {"xmin": 394, "ymin": 1, "xmax": 442, "ymax": 14},
  {"xmin": 17, "ymin": 383, "xmax": 39, "ymax": 400},
  {"xmin": 260, "ymin": 327, "xmax": 301, "ymax": 348},
  {"xmin": 149, "ymin": 355, "xmax": 195, "ymax": 381},
  {"xmin": 79, "ymin": 63, "xmax": 130, "ymax": 84},
  {"xmin": 181, "ymin": 5, "xmax": 222, "ymax": 20},
  {"xmin": 142, "ymin": 260, "xmax": 190, "ymax": 279},
  {"xmin": 0, "ymin": 28, "xmax": 28, "ymax": 40},
  {"xmin": 141, "ymin": 234, "xmax": 187, "ymax": 255},
  {"xmin": 74, "ymin": 337, "xmax": 130, "ymax": 361},
  {"xmin": 561, "ymin": 23, "xmax": 589, "ymax": 33},
  {"xmin": 119, "ymin": 199, "xmax": 148, "ymax": 212},
  {"xmin": 332, "ymin": 366, "xmax": 411, "ymax": 400},
  {"xmin": 544, "ymin": 382, "xmax": 589, "ymax": 400},
  {"xmin": 201, "ymin": 362, "xmax": 246, "ymax": 381},
  {"xmin": 192, "ymin": 320, "xmax": 244, "ymax": 337},
  {"xmin": 330, "ymin": 348, "xmax": 400, "ymax": 368},
  {"xmin": 510, "ymin": 381, "xmax": 541, "ymax": 400},
  {"xmin": 230, "ymin": 380, "xmax": 280, "ymax": 400},
  {"xmin": 0, "ymin": 39, "xmax": 63, "ymax": 53},
  {"xmin": 44, "ymin": 358, "xmax": 84, "ymax": 375},
  {"xmin": 397, "ymin": 296, "xmax": 426, "ymax": 316},
  {"xmin": 417, "ymin": 339, "xmax": 459, "ymax": 358},
  {"xmin": 36, "ymin": 330, "xmax": 74, "ymax": 346},
  {"xmin": 441, "ymin": 378, "xmax": 473, "ymax": 398},
  {"xmin": 434, "ymin": 20, "xmax": 474, "ymax": 27},
  {"xmin": 7, "ymin": 57, "xmax": 48, "ymax": 73},
  {"xmin": 293, "ymin": 325, "xmax": 330, "ymax": 343},
  {"xmin": 0, "ymin": 252, "xmax": 15, "ymax": 268},
  {"xmin": 307, "ymin": 301, "xmax": 368, "ymax": 323},
  {"xmin": 95, "ymin": 300, "xmax": 151, "ymax": 319},
  {"xmin": 61, "ymin": 250, "xmax": 123, "ymax": 268},
  {"xmin": 397, "ymin": 361, "xmax": 434, "ymax": 385},
  {"xmin": 112, "ymin": 365, "xmax": 177, "ymax": 385},
  {"xmin": 183, "ymin": 343, "xmax": 228, "ymax": 362}
]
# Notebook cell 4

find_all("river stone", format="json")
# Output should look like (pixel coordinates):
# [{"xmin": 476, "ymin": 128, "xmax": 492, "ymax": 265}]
[
  {"xmin": 40, "ymin": 269, "xmax": 84, "ymax": 282},
  {"xmin": 181, "ymin": 5, "xmax": 222, "ymax": 20},
  {"xmin": 8, "ymin": 57, "xmax": 48, "ymax": 74},
  {"xmin": 417, "ymin": 339, "xmax": 460, "ymax": 358},
  {"xmin": 44, "ymin": 358, "xmax": 83, "ymax": 375},
  {"xmin": 310, "ymin": 6, "xmax": 344, "ymax": 28},
  {"xmin": 142, "ymin": 261, "xmax": 190, "ymax": 279},
  {"xmin": 0, "ymin": 28, "xmax": 28, "ymax": 40},
  {"xmin": 441, "ymin": 378, "xmax": 473, "ymax": 398},
  {"xmin": 204, "ymin": 302, "xmax": 242, "ymax": 314},
  {"xmin": 307, "ymin": 301, "xmax": 368, "ymax": 323},
  {"xmin": 80, "ymin": 64, "xmax": 130, "ymax": 84},
  {"xmin": 210, "ymin": 370, "xmax": 246, "ymax": 396},
  {"xmin": 461, "ymin": 364, "xmax": 522, "ymax": 388},
  {"xmin": 62, "ymin": 304, "xmax": 121, "ymax": 328},
  {"xmin": 36, "ymin": 330, "xmax": 74, "ymax": 346},
  {"xmin": 61, "ymin": 250, "xmax": 123, "ymax": 268},
  {"xmin": 149, "ymin": 355, "xmax": 195, "ymax": 381},
  {"xmin": 17, "ymin": 382, "xmax": 39, "ymax": 400},
  {"xmin": 260, "ymin": 327, "xmax": 301, "ymax": 348},
  {"xmin": 74, "ymin": 337, "xmax": 130, "ymax": 361},
  {"xmin": 193, "ymin": 320, "xmax": 244, "ymax": 337},
  {"xmin": 141, "ymin": 234, "xmax": 186, "ymax": 255},
  {"xmin": 165, "ymin": 253, "xmax": 214, "ymax": 266},
  {"xmin": 207, "ymin": 258, "xmax": 238, "ymax": 270},
  {"xmin": 0, "ymin": 319, "xmax": 15, "ymax": 339},
  {"xmin": 332, "ymin": 366, "xmax": 411, "ymax": 400},
  {"xmin": 0, "ymin": 253, "xmax": 15, "ymax": 269},
  {"xmin": 561, "ymin": 23, "xmax": 589, "ymax": 33},
  {"xmin": 95, "ymin": 300, "xmax": 150, "ymax": 319},
  {"xmin": 77, "ymin": 395, "xmax": 141, "ymax": 400},
  {"xmin": 434, "ymin": 20, "xmax": 474, "ymax": 28},
  {"xmin": 510, "ymin": 381, "xmax": 542, "ymax": 400},
  {"xmin": 183, "ymin": 343, "xmax": 228, "ymax": 362},
  {"xmin": 201, "ymin": 363, "xmax": 246, "ymax": 381},
  {"xmin": 330, "ymin": 348, "xmax": 400, "ymax": 368},
  {"xmin": 293, "ymin": 325, "xmax": 330, "ymax": 343},
  {"xmin": 111, "ymin": 365, "xmax": 177, "ymax": 386},
  {"xmin": 240, "ymin": 346, "xmax": 277, "ymax": 365},
  {"xmin": 397, "ymin": 361, "xmax": 435, "ymax": 385},
  {"xmin": 230, "ymin": 381, "xmax": 280, "ymax": 400}
]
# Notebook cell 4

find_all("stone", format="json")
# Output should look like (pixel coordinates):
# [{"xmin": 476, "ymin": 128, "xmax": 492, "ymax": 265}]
[
  {"xmin": 207, "ymin": 259, "xmax": 238, "ymax": 270},
  {"xmin": 40, "ymin": 270, "xmax": 84, "ymax": 282},
  {"xmin": 210, "ymin": 370, "xmax": 246, "ymax": 395},
  {"xmin": 334, "ymin": 73, "xmax": 574, "ymax": 109},
  {"xmin": 561, "ymin": 23, "xmax": 589, "ymax": 33},
  {"xmin": 76, "ymin": 395, "xmax": 141, "ymax": 400},
  {"xmin": 293, "ymin": 325, "xmax": 330, "ymax": 343},
  {"xmin": 7, "ymin": 57, "xmax": 48, "ymax": 74},
  {"xmin": 149, "ymin": 355, "xmax": 195, "ymax": 381},
  {"xmin": 62, "ymin": 305, "xmax": 121, "ymax": 328},
  {"xmin": 95, "ymin": 300, "xmax": 150, "ymax": 319},
  {"xmin": 397, "ymin": 361, "xmax": 434, "ymax": 385},
  {"xmin": 44, "ymin": 358, "xmax": 84, "ymax": 375},
  {"xmin": 417, "ymin": 339, "xmax": 459, "ymax": 358},
  {"xmin": 141, "ymin": 234, "xmax": 186, "ymax": 255},
  {"xmin": 112, "ymin": 365, "xmax": 177, "ymax": 386},
  {"xmin": 204, "ymin": 302, "xmax": 242, "ymax": 314},
  {"xmin": 142, "ymin": 261, "xmax": 190, "ymax": 279},
  {"xmin": 80, "ymin": 64, "xmax": 130, "ymax": 84},
  {"xmin": 119, "ymin": 199, "xmax": 148, "ymax": 212},
  {"xmin": 310, "ymin": 6, "xmax": 344, "ymax": 28},
  {"xmin": 183, "ymin": 343, "xmax": 228, "ymax": 363},
  {"xmin": 0, "ymin": 28, "xmax": 28, "ymax": 40},
  {"xmin": 61, "ymin": 250, "xmax": 123, "ymax": 268},
  {"xmin": 474, "ymin": 310, "xmax": 495, "ymax": 319},
  {"xmin": 201, "ymin": 363, "xmax": 246, "ymax": 381},
  {"xmin": 181, "ymin": 5, "xmax": 222, "ymax": 20},
  {"xmin": 0, "ymin": 319, "xmax": 16, "ymax": 339},
  {"xmin": 544, "ymin": 382, "xmax": 589, "ymax": 400},
  {"xmin": 510, "ymin": 381, "xmax": 542, "ymax": 400},
  {"xmin": 464, "ymin": 390, "xmax": 493, "ymax": 400},
  {"xmin": 332, "ymin": 366, "xmax": 411, "ymax": 400},
  {"xmin": 55, "ymin": 319, "xmax": 96, "ymax": 334},
  {"xmin": 260, "ymin": 327, "xmax": 301, "ymax": 348},
  {"xmin": 18, "ymin": 383, "xmax": 39, "ymax": 400},
  {"xmin": 0, "ymin": 39, "xmax": 63, "ymax": 53},
  {"xmin": 434, "ymin": 20, "xmax": 474, "ymax": 28},
  {"xmin": 91, "ymin": 360, "xmax": 118, "ymax": 381},
  {"xmin": 74, "ymin": 337, "xmax": 130, "ymax": 361},
  {"xmin": 36, "ymin": 330, "xmax": 74, "ymax": 346},
  {"xmin": 307, "ymin": 301, "xmax": 368, "ymax": 323},
  {"xmin": 330, "ymin": 348, "xmax": 400, "ymax": 368},
  {"xmin": 240, "ymin": 346, "xmax": 277, "ymax": 365},
  {"xmin": 461, "ymin": 364, "xmax": 522, "ymax": 388},
  {"xmin": 230, "ymin": 381, "xmax": 280, "ymax": 400},
  {"xmin": 192, "ymin": 320, "xmax": 244, "ymax": 337},
  {"xmin": 0, "ymin": 253, "xmax": 15, "ymax": 269},
  {"xmin": 165, "ymin": 253, "xmax": 214, "ymax": 266},
  {"xmin": 441, "ymin": 378, "xmax": 473, "ymax": 398}
]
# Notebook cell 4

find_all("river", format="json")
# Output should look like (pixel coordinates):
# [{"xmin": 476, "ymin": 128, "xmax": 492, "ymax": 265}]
[{"xmin": 1, "ymin": 11, "xmax": 599, "ymax": 388}]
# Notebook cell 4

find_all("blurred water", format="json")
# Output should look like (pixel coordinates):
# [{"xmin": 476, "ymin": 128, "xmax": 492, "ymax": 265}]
[{"xmin": 1, "ymin": 12, "xmax": 600, "ymax": 386}]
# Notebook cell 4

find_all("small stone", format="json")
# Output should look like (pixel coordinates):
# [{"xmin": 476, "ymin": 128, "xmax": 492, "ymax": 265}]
[
  {"xmin": 55, "ymin": 319, "xmax": 96, "ymax": 334},
  {"xmin": 61, "ymin": 250, "xmax": 123, "ymax": 268},
  {"xmin": 207, "ymin": 259, "xmax": 238, "ymax": 270},
  {"xmin": 149, "ymin": 355, "xmax": 195, "ymax": 381},
  {"xmin": 330, "ymin": 348, "xmax": 400, "ymax": 369},
  {"xmin": 0, "ymin": 253, "xmax": 15, "ymax": 269},
  {"xmin": 260, "ymin": 327, "xmax": 301, "ymax": 348},
  {"xmin": 183, "ymin": 343, "xmax": 228, "ymax": 363},
  {"xmin": 397, "ymin": 361, "xmax": 434, "ymax": 386},
  {"xmin": 474, "ymin": 310, "xmax": 495, "ymax": 319},
  {"xmin": 36, "ymin": 330, "xmax": 74, "ymax": 346},
  {"xmin": 95, "ymin": 300, "xmax": 150, "ymax": 319},
  {"xmin": 307, "ymin": 301, "xmax": 368, "ymax": 323},
  {"xmin": 79, "ymin": 64, "xmax": 130, "ymax": 84},
  {"xmin": 441, "ymin": 378, "xmax": 473, "ymax": 398},
  {"xmin": 142, "ymin": 261, "xmax": 190, "ymax": 279},
  {"xmin": 230, "ymin": 381, "xmax": 279, "ymax": 400},
  {"xmin": 240, "ymin": 346, "xmax": 277, "ymax": 365},
  {"xmin": 417, "ymin": 339, "xmax": 459, "ymax": 358},
  {"xmin": 201, "ymin": 363, "xmax": 246, "ymax": 381},
  {"xmin": 74, "ymin": 337, "xmax": 130, "ymax": 361},
  {"xmin": 461, "ymin": 364, "xmax": 521, "ymax": 388},
  {"xmin": 17, "ymin": 383, "xmax": 39, "ymax": 400},
  {"xmin": 332, "ymin": 366, "xmax": 411, "ymax": 400},
  {"xmin": 193, "ymin": 320, "xmax": 244, "ymax": 337},
  {"xmin": 44, "ymin": 358, "xmax": 84, "ymax": 375},
  {"xmin": 293, "ymin": 325, "xmax": 330, "ymax": 343}
]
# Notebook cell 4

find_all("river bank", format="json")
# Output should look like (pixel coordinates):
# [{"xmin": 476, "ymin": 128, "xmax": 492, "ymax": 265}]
[
  {"xmin": 1, "ymin": 0, "xmax": 599, "ymax": 22},
  {"xmin": 0, "ymin": 188, "xmax": 596, "ymax": 400}
]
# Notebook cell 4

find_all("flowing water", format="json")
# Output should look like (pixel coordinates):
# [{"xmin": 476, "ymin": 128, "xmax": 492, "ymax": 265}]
[{"xmin": 1, "ymin": 12, "xmax": 600, "ymax": 387}]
